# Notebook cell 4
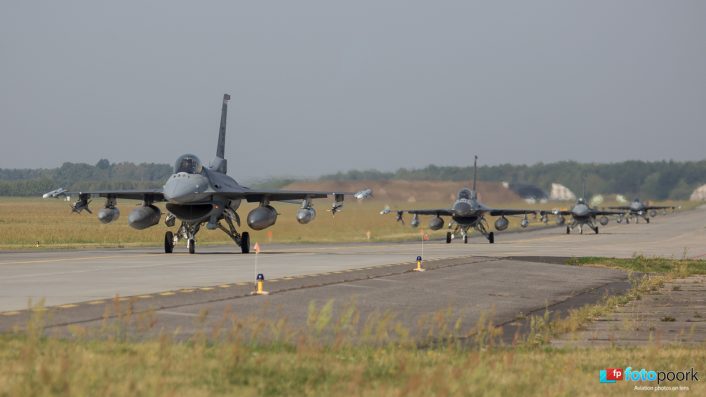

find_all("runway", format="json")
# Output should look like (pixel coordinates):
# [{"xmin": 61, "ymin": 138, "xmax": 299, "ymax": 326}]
[{"xmin": 0, "ymin": 206, "xmax": 703, "ymax": 337}]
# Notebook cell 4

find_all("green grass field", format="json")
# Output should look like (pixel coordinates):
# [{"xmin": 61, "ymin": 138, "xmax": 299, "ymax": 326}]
[
  {"xmin": 0, "ymin": 197, "xmax": 692, "ymax": 250},
  {"xmin": 1, "ymin": 257, "xmax": 704, "ymax": 396}
]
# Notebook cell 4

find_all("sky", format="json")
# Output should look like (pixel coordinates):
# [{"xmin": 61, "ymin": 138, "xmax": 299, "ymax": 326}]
[{"xmin": 1, "ymin": 1, "xmax": 705, "ymax": 181}]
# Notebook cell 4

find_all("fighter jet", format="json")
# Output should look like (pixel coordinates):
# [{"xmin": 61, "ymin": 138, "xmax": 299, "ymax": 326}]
[
  {"xmin": 44, "ymin": 94, "xmax": 369, "ymax": 254},
  {"xmin": 389, "ymin": 156, "xmax": 536, "ymax": 244},
  {"xmin": 540, "ymin": 193, "xmax": 623, "ymax": 234},
  {"xmin": 606, "ymin": 198, "xmax": 675, "ymax": 224}
]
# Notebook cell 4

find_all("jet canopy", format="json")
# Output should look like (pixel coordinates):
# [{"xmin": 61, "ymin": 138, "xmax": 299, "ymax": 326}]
[
  {"xmin": 458, "ymin": 188, "xmax": 475, "ymax": 200},
  {"xmin": 174, "ymin": 154, "xmax": 203, "ymax": 174}
]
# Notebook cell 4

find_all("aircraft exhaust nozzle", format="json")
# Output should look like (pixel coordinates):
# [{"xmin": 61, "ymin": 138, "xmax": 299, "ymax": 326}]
[
  {"xmin": 428, "ymin": 216, "xmax": 444, "ymax": 231},
  {"xmin": 128, "ymin": 205, "xmax": 161, "ymax": 230},
  {"xmin": 247, "ymin": 206, "xmax": 277, "ymax": 230},
  {"xmin": 494, "ymin": 216, "xmax": 509, "ymax": 231},
  {"xmin": 296, "ymin": 207, "xmax": 316, "ymax": 224},
  {"xmin": 97, "ymin": 207, "xmax": 120, "ymax": 224}
]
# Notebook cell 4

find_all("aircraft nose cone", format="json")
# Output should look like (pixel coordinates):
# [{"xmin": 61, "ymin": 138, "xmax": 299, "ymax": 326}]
[
  {"xmin": 453, "ymin": 202, "xmax": 473, "ymax": 216},
  {"xmin": 572, "ymin": 205, "xmax": 589, "ymax": 217},
  {"xmin": 163, "ymin": 174, "xmax": 208, "ymax": 203}
]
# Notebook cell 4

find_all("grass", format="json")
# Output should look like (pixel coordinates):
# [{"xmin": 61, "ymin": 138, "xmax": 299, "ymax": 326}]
[{"xmin": 0, "ymin": 197, "xmax": 579, "ymax": 249}]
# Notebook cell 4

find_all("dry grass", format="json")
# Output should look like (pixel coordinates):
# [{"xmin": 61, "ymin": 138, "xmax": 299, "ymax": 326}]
[{"xmin": 0, "ymin": 197, "xmax": 569, "ymax": 249}]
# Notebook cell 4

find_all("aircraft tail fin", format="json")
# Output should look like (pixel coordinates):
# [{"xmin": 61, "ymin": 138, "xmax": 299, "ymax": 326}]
[
  {"xmin": 212, "ymin": 94, "xmax": 230, "ymax": 173},
  {"xmin": 472, "ymin": 155, "xmax": 478, "ymax": 192},
  {"xmin": 216, "ymin": 94, "xmax": 230, "ymax": 159}
]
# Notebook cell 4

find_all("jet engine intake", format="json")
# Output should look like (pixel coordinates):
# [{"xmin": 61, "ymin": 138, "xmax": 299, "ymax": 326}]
[
  {"xmin": 428, "ymin": 216, "xmax": 444, "ymax": 230},
  {"xmin": 599, "ymin": 216, "xmax": 609, "ymax": 226},
  {"xmin": 128, "ymin": 205, "xmax": 161, "ymax": 230},
  {"xmin": 248, "ymin": 205, "xmax": 277, "ymax": 230}
]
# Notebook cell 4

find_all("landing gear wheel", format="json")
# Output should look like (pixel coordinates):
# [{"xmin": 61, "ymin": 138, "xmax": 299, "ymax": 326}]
[
  {"xmin": 566, "ymin": 226, "xmax": 570, "ymax": 234},
  {"xmin": 446, "ymin": 232, "xmax": 452, "ymax": 244},
  {"xmin": 164, "ymin": 231, "xmax": 174, "ymax": 253},
  {"xmin": 488, "ymin": 232, "xmax": 495, "ymax": 244},
  {"xmin": 241, "ymin": 232, "xmax": 250, "ymax": 254},
  {"xmin": 595, "ymin": 226, "xmax": 599, "ymax": 234},
  {"xmin": 188, "ymin": 239, "xmax": 195, "ymax": 254},
  {"xmin": 646, "ymin": 218, "xmax": 650, "ymax": 224},
  {"xmin": 463, "ymin": 235, "xmax": 468, "ymax": 244}
]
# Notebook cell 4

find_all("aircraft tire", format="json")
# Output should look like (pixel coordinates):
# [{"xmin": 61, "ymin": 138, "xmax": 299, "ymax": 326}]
[
  {"xmin": 164, "ymin": 231, "xmax": 174, "ymax": 254},
  {"xmin": 241, "ymin": 232, "xmax": 250, "ymax": 254},
  {"xmin": 646, "ymin": 218, "xmax": 650, "ymax": 224},
  {"xmin": 595, "ymin": 226, "xmax": 599, "ymax": 234},
  {"xmin": 566, "ymin": 226, "xmax": 570, "ymax": 234},
  {"xmin": 188, "ymin": 239, "xmax": 195, "ymax": 254},
  {"xmin": 488, "ymin": 232, "xmax": 494, "ymax": 244},
  {"xmin": 463, "ymin": 235, "xmax": 468, "ymax": 244},
  {"xmin": 446, "ymin": 232, "xmax": 452, "ymax": 244}
]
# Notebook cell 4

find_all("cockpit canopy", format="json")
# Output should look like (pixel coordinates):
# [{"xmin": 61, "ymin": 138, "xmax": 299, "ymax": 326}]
[
  {"xmin": 577, "ymin": 198, "xmax": 586, "ymax": 204},
  {"xmin": 458, "ymin": 188, "xmax": 474, "ymax": 200},
  {"xmin": 174, "ymin": 154, "xmax": 203, "ymax": 174}
]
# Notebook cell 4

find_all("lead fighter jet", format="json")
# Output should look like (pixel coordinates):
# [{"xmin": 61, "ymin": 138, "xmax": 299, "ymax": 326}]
[
  {"xmin": 391, "ymin": 156, "xmax": 536, "ymax": 244},
  {"xmin": 44, "ymin": 94, "xmax": 369, "ymax": 254}
]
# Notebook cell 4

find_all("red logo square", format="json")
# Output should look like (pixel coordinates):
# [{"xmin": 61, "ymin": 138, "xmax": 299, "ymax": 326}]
[{"xmin": 606, "ymin": 368, "xmax": 624, "ymax": 381}]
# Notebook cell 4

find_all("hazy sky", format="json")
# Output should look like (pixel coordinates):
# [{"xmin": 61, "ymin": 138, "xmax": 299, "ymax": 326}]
[{"xmin": 1, "ymin": 1, "xmax": 705, "ymax": 181}]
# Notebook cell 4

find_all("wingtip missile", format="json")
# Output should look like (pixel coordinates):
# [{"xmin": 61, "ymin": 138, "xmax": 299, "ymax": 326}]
[
  {"xmin": 354, "ymin": 188, "xmax": 373, "ymax": 200},
  {"xmin": 42, "ymin": 187, "xmax": 67, "ymax": 199}
]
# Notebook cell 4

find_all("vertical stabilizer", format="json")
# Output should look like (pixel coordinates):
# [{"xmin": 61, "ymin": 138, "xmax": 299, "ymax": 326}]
[
  {"xmin": 472, "ymin": 155, "xmax": 478, "ymax": 192},
  {"xmin": 217, "ymin": 94, "xmax": 230, "ymax": 159},
  {"xmin": 212, "ymin": 94, "xmax": 230, "ymax": 173}
]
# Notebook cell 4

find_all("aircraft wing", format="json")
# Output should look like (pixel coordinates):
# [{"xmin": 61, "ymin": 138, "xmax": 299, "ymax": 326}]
[
  {"xmin": 644, "ymin": 205, "xmax": 675, "ymax": 210},
  {"xmin": 592, "ymin": 209, "xmax": 625, "ymax": 216},
  {"xmin": 489, "ymin": 209, "xmax": 536, "ymax": 216},
  {"xmin": 605, "ymin": 206, "xmax": 630, "ymax": 210},
  {"xmin": 539, "ymin": 209, "xmax": 572, "ymax": 216},
  {"xmin": 44, "ymin": 188, "xmax": 165, "ymax": 202},
  {"xmin": 402, "ymin": 209, "xmax": 455, "ymax": 216},
  {"xmin": 217, "ymin": 189, "xmax": 348, "ymax": 203}
]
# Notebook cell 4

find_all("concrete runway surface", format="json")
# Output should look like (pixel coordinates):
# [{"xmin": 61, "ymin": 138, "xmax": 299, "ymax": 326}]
[{"xmin": 0, "ymin": 206, "xmax": 703, "ymax": 338}]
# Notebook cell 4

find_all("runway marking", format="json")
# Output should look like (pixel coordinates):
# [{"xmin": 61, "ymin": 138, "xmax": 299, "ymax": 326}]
[
  {"xmin": 199, "ymin": 287, "xmax": 214, "ymax": 291},
  {"xmin": 339, "ymin": 284, "xmax": 373, "ymax": 289},
  {"xmin": 180, "ymin": 289, "xmax": 194, "ymax": 293},
  {"xmin": 160, "ymin": 292, "xmax": 176, "ymax": 296},
  {"xmin": 59, "ymin": 304, "xmax": 77, "ymax": 309},
  {"xmin": 1, "ymin": 311, "xmax": 20, "ymax": 316},
  {"xmin": 0, "ymin": 253, "xmax": 156, "ymax": 266},
  {"xmin": 159, "ymin": 310, "xmax": 199, "ymax": 317},
  {"xmin": 235, "ymin": 282, "xmax": 248, "ymax": 286},
  {"xmin": 218, "ymin": 284, "xmax": 231, "ymax": 288},
  {"xmin": 88, "ymin": 300, "xmax": 105, "ymax": 305},
  {"xmin": 137, "ymin": 295, "xmax": 153, "ymax": 299}
]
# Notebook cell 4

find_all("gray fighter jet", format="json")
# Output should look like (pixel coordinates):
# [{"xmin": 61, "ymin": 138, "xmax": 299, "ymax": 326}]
[
  {"xmin": 607, "ymin": 198, "xmax": 675, "ymax": 224},
  {"xmin": 391, "ymin": 156, "xmax": 536, "ymax": 244},
  {"xmin": 44, "ymin": 94, "xmax": 369, "ymax": 254},
  {"xmin": 540, "ymin": 192, "xmax": 623, "ymax": 234}
]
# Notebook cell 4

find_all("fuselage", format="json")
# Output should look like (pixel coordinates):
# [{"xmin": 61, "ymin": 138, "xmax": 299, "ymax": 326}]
[
  {"xmin": 161, "ymin": 154, "xmax": 241, "ymax": 225},
  {"xmin": 450, "ymin": 190, "xmax": 487, "ymax": 226}
]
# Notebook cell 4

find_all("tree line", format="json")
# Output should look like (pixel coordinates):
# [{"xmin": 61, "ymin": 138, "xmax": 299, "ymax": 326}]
[
  {"xmin": 320, "ymin": 160, "xmax": 706, "ymax": 200},
  {"xmin": 0, "ymin": 160, "xmax": 172, "ymax": 196}
]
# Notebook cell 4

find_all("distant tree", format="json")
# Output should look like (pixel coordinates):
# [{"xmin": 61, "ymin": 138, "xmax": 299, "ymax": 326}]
[{"xmin": 96, "ymin": 159, "xmax": 110, "ymax": 170}]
